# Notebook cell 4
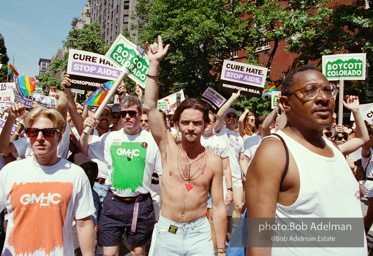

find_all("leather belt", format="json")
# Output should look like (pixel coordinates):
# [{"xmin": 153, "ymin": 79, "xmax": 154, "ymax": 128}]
[
  {"xmin": 110, "ymin": 190, "xmax": 150, "ymax": 203},
  {"xmin": 367, "ymin": 178, "xmax": 373, "ymax": 181},
  {"xmin": 95, "ymin": 178, "xmax": 106, "ymax": 184}
]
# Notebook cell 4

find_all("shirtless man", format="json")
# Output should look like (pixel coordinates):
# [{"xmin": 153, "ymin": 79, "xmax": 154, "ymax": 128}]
[
  {"xmin": 144, "ymin": 36, "xmax": 227, "ymax": 255},
  {"xmin": 245, "ymin": 65, "xmax": 367, "ymax": 255}
]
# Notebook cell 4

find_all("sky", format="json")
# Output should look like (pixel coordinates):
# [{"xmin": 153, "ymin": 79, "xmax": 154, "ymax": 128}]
[{"xmin": 0, "ymin": 0, "xmax": 89, "ymax": 77}]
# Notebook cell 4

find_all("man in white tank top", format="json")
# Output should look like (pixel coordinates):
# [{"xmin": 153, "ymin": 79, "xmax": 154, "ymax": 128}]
[{"xmin": 245, "ymin": 65, "xmax": 367, "ymax": 255}]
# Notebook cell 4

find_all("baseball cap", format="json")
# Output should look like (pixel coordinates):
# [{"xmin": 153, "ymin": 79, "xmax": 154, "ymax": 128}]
[{"xmin": 225, "ymin": 108, "xmax": 238, "ymax": 117}]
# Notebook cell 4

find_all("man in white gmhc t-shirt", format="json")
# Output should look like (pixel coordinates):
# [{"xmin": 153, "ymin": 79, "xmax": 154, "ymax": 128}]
[
  {"xmin": 0, "ymin": 107, "xmax": 95, "ymax": 255},
  {"xmin": 214, "ymin": 91, "xmax": 248, "ymax": 219}
]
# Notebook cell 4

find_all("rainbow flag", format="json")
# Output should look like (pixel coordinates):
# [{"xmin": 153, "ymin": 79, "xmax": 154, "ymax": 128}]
[
  {"xmin": 262, "ymin": 82, "xmax": 277, "ymax": 96},
  {"xmin": 83, "ymin": 81, "xmax": 115, "ymax": 106},
  {"xmin": 8, "ymin": 64, "xmax": 19, "ymax": 78},
  {"xmin": 14, "ymin": 76, "xmax": 36, "ymax": 98}
]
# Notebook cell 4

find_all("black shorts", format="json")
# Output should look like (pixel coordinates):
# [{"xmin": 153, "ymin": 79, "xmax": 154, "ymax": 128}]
[{"xmin": 98, "ymin": 190, "xmax": 155, "ymax": 247}]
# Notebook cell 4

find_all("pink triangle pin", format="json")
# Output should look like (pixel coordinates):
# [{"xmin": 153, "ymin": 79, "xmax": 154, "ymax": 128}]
[{"xmin": 185, "ymin": 183, "xmax": 193, "ymax": 192}]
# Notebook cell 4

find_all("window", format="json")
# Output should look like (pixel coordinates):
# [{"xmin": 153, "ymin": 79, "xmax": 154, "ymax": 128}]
[
  {"xmin": 253, "ymin": 25, "xmax": 271, "ymax": 53},
  {"xmin": 123, "ymin": 15, "xmax": 129, "ymax": 24},
  {"xmin": 231, "ymin": 50, "xmax": 238, "ymax": 59},
  {"xmin": 124, "ymin": 0, "xmax": 130, "ymax": 10}
]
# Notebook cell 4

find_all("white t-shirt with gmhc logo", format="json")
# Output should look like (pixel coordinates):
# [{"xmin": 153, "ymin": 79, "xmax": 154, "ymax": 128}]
[
  {"xmin": 0, "ymin": 157, "xmax": 95, "ymax": 256},
  {"xmin": 88, "ymin": 129, "xmax": 162, "ymax": 197}
]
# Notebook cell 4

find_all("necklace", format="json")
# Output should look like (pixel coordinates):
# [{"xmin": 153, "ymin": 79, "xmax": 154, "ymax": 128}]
[{"xmin": 177, "ymin": 144, "xmax": 206, "ymax": 192}]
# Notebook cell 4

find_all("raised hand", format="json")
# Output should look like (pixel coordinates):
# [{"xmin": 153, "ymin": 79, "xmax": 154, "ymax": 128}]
[
  {"xmin": 7, "ymin": 103, "xmax": 25, "ymax": 118},
  {"xmin": 342, "ymin": 95, "xmax": 359, "ymax": 112},
  {"xmin": 61, "ymin": 74, "xmax": 72, "ymax": 88},
  {"xmin": 146, "ymin": 35, "xmax": 170, "ymax": 63}
]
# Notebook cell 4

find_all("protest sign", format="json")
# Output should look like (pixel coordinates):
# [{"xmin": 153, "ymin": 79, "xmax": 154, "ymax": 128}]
[
  {"xmin": 31, "ymin": 94, "xmax": 57, "ymax": 109},
  {"xmin": 67, "ymin": 74, "xmax": 108, "ymax": 91},
  {"xmin": 271, "ymin": 91, "xmax": 281, "ymax": 109},
  {"xmin": 67, "ymin": 49, "xmax": 122, "ymax": 91},
  {"xmin": 0, "ymin": 82, "xmax": 15, "ymax": 103},
  {"xmin": 200, "ymin": 87, "xmax": 227, "ymax": 113},
  {"xmin": 67, "ymin": 49, "xmax": 121, "ymax": 79},
  {"xmin": 0, "ymin": 112, "xmax": 18, "ymax": 135},
  {"xmin": 323, "ymin": 53, "xmax": 367, "ymax": 125},
  {"xmin": 322, "ymin": 53, "xmax": 366, "ymax": 81},
  {"xmin": 105, "ymin": 34, "xmax": 149, "ymax": 88},
  {"xmin": 14, "ymin": 94, "xmax": 33, "ymax": 108},
  {"xmin": 220, "ymin": 60, "xmax": 268, "ymax": 97},
  {"xmin": 71, "ymin": 89, "xmax": 85, "ymax": 95},
  {"xmin": 355, "ymin": 102, "xmax": 373, "ymax": 124},
  {"xmin": 157, "ymin": 90, "xmax": 185, "ymax": 115}
]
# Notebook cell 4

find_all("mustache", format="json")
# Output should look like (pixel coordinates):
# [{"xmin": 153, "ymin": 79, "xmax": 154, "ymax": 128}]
[{"xmin": 312, "ymin": 106, "xmax": 332, "ymax": 113}]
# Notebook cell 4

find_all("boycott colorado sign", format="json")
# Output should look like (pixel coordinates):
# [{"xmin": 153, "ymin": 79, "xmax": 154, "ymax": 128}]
[
  {"xmin": 220, "ymin": 60, "xmax": 268, "ymax": 97},
  {"xmin": 322, "ymin": 53, "xmax": 366, "ymax": 81},
  {"xmin": 106, "ymin": 34, "xmax": 149, "ymax": 88}
]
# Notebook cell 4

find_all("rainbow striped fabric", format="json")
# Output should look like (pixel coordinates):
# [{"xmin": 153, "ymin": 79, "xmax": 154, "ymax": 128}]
[
  {"xmin": 83, "ymin": 81, "xmax": 115, "ymax": 106},
  {"xmin": 262, "ymin": 82, "xmax": 277, "ymax": 96},
  {"xmin": 14, "ymin": 76, "xmax": 36, "ymax": 98},
  {"xmin": 8, "ymin": 64, "xmax": 19, "ymax": 78}
]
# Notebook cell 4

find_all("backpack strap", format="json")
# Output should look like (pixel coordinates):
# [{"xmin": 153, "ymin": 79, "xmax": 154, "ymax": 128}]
[
  {"xmin": 271, "ymin": 133, "xmax": 289, "ymax": 186},
  {"xmin": 365, "ymin": 157, "xmax": 372, "ymax": 177}
]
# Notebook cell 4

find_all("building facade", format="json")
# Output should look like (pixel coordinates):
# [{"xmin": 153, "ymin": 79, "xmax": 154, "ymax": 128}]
[
  {"xmin": 75, "ymin": 1, "xmax": 92, "ymax": 29},
  {"xmin": 90, "ymin": 0, "xmax": 139, "ymax": 44},
  {"xmin": 38, "ymin": 58, "xmax": 51, "ymax": 75}
]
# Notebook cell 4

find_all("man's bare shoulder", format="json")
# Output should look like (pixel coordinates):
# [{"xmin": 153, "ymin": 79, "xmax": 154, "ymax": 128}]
[
  {"xmin": 250, "ymin": 136, "xmax": 287, "ymax": 175},
  {"xmin": 205, "ymin": 149, "xmax": 223, "ymax": 173}
]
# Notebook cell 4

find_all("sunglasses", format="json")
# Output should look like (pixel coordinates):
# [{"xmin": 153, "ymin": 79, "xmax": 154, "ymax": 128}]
[
  {"xmin": 227, "ymin": 114, "xmax": 237, "ymax": 119},
  {"xmin": 335, "ymin": 132, "xmax": 348, "ymax": 141},
  {"xmin": 323, "ymin": 131, "xmax": 333, "ymax": 138},
  {"xmin": 25, "ymin": 128, "xmax": 61, "ymax": 138},
  {"xmin": 112, "ymin": 114, "xmax": 120, "ymax": 119},
  {"xmin": 120, "ymin": 110, "xmax": 138, "ymax": 118}
]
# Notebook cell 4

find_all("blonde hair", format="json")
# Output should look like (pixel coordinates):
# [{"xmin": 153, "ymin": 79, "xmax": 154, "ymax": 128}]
[{"xmin": 25, "ymin": 107, "xmax": 66, "ymax": 133}]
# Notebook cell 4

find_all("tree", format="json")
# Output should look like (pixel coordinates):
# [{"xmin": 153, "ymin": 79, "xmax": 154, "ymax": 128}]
[
  {"xmin": 135, "ymin": 0, "xmax": 373, "ymax": 115},
  {"xmin": 71, "ymin": 17, "xmax": 79, "ymax": 28},
  {"xmin": 37, "ymin": 22, "xmax": 110, "ymax": 93},
  {"xmin": 35, "ymin": 72, "xmax": 63, "ymax": 92},
  {"xmin": 135, "ymin": 0, "xmax": 253, "ymax": 98},
  {"xmin": 283, "ymin": 0, "xmax": 373, "ymax": 102},
  {"xmin": 0, "ymin": 33, "xmax": 10, "ymax": 82}
]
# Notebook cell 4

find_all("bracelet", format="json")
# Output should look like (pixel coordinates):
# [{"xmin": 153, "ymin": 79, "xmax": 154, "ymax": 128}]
[
  {"xmin": 217, "ymin": 247, "xmax": 226, "ymax": 253},
  {"xmin": 227, "ymin": 187, "xmax": 233, "ymax": 191},
  {"xmin": 147, "ymin": 74, "xmax": 159, "ymax": 78}
]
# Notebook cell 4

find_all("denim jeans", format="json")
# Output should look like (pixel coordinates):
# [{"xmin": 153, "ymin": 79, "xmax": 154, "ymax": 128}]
[{"xmin": 151, "ymin": 215, "xmax": 213, "ymax": 256}]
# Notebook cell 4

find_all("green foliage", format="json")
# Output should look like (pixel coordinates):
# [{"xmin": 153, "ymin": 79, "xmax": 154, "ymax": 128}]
[
  {"xmin": 134, "ymin": 0, "xmax": 373, "ymax": 115},
  {"xmin": 0, "ymin": 33, "xmax": 10, "ymax": 82},
  {"xmin": 71, "ymin": 17, "xmax": 79, "ymax": 28},
  {"xmin": 135, "ymin": 0, "xmax": 252, "ymax": 98},
  {"xmin": 50, "ymin": 22, "xmax": 109, "ymax": 74},
  {"xmin": 40, "ymin": 22, "xmax": 111, "ymax": 92},
  {"xmin": 35, "ymin": 72, "xmax": 62, "ymax": 92}
]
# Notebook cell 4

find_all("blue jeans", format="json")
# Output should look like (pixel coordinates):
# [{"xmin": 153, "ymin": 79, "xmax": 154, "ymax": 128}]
[
  {"xmin": 0, "ymin": 210, "xmax": 4, "ymax": 252},
  {"xmin": 92, "ymin": 182, "xmax": 109, "ymax": 226},
  {"xmin": 151, "ymin": 215, "xmax": 213, "ymax": 256}
]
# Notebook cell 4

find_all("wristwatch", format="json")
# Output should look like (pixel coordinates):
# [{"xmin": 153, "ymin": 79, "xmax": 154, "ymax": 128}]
[{"xmin": 227, "ymin": 187, "xmax": 233, "ymax": 191}]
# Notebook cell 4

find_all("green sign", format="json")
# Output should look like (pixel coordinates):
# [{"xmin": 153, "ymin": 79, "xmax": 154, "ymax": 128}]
[
  {"xmin": 106, "ymin": 34, "xmax": 149, "ymax": 88},
  {"xmin": 322, "ymin": 53, "xmax": 366, "ymax": 81},
  {"xmin": 157, "ymin": 101, "xmax": 168, "ymax": 110}
]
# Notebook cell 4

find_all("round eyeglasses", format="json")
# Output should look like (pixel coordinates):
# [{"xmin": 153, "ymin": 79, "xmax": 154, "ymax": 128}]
[{"xmin": 289, "ymin": 84, "xmax": 338, "ymax": 100}]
